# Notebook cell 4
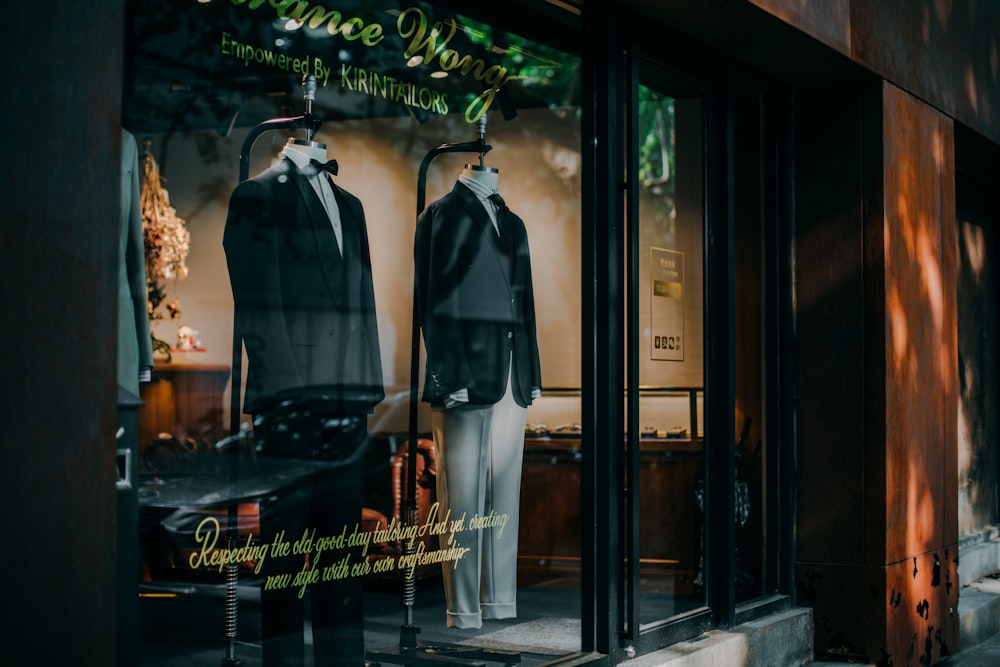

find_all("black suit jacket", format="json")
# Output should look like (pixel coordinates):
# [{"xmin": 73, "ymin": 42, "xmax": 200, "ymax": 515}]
[
  {"xmin": 224, "ymin": 158, "xmax": 384, "ymax": 415},
  {"xmin": 414, "ymin": 181, "xmax": 541, "ymax": 408}
]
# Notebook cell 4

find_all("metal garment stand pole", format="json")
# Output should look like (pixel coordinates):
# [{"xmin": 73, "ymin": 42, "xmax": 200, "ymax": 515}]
[
  {"xmin": 222, "ymin": 76, "xmax": 323, "ymax": 667},
  {"xmin": 367, "ymin": 118, "xmax": 520, "ymax": 667}
]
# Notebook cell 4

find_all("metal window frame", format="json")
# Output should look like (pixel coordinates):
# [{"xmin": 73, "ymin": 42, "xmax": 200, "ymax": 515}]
[{"xmin": 580, "ymin": 3, "xmax": 795, "ymax": 661}]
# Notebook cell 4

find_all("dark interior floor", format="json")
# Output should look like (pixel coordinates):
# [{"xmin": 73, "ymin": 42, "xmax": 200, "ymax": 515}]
[
  {"xmin": 139, "ymin": 573, "xmax": 583, "ymax": 667},
  {"xmin": 138, "ymin": 571, "xmax": 697, "ymax": 666}
]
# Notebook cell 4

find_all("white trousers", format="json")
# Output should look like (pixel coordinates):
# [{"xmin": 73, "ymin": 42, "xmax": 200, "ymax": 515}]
[{"xmin": 431, "ymin": 370, "xmax": 526, "ymax": 629}]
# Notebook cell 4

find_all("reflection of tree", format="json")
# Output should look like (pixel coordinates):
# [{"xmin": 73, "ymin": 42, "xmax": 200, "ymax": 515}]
[
  {"xmin": 639, "ymin": 89, "xmax": 676, "ymax": 244},
  {"xmin": 639, "ymin": 89, "xmax": 675, "ymax": 197},
  {"xmin": 454, "ymin": 15, "xmax": 582, "ymax": 114},
  {"xmin": 124, "ymin": 0, "xmax": 589, "ymax": 193},
  {"xmin": 126, "ymin": 0, "xmax": 582, "ymax": 131}
]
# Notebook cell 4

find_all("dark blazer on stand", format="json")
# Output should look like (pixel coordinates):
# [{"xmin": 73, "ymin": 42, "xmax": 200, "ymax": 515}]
[
  {"xmin": 223, "ymin": 157, "xmax": 384, "ymax": 416},
  {"xmin": 117, "ymin": 129, "xmax": 154, "ymax": 394},
  {"xmin": 414, "ymin": 181, "xmax": 541, "ymax": 408}
]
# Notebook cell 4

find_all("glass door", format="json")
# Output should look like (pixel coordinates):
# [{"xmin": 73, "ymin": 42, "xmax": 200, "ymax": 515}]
[
  {"xmin": 579, "ymin": 3, "xmax": 792, "ymax": 661},
  {"xmin": 580, "ymin": 6, "xmax": 718, "ymax": 654},
  {"xmin": 627, "ymin": 60, "xmax": 707, "ymax": 631}
]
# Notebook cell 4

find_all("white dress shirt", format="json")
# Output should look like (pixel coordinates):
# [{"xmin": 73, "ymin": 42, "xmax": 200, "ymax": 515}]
[
  {"xmin": 282, "ymin": 145, "xmax": 343, "ymax": 254},
  {"xmin": 458, "ymin": 173, "xmax": 502, "ymax": 236}
]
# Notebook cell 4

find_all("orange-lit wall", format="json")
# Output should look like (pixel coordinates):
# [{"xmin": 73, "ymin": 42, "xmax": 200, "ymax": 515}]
[{"xmin": 796, "ymin": 80, "xmax": 960, "ymax": 665}]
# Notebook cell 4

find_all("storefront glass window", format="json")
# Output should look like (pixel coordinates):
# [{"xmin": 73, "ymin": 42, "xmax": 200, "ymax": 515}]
[
  {"xmin": 634, "ymin": 79, "xmax": 705, "ymax": 627},
  {"xmin": 125, "ymin": 1, "xmax": 583, "ymax": 664}
]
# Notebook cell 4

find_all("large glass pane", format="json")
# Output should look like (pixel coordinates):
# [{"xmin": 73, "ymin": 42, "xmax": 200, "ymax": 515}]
[
  {"xmin": 634, "ymin": 71, "xmax": 705, "ymax": 626},
  {"xmin": 125, "ymin": 2, "xmax": 583, "ymax": 664}
]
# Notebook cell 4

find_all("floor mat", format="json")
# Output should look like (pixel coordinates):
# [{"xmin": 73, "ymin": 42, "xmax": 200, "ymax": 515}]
[{"xmin": 458, "ymin": 617, "xmax": 581, "ymax": 655}]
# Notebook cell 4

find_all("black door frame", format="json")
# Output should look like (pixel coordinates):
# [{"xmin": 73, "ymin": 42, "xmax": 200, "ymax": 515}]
[{"xmin": 580, "ymin": 2, "xmax": 795, "ymax": 661}]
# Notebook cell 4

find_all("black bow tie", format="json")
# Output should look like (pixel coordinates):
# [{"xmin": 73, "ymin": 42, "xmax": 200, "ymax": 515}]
[{"xmin": 310, "ymin": 158, "xmax": 339, "ymax": 176}]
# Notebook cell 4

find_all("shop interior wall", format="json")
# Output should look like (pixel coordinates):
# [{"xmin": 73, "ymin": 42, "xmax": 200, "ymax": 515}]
[
  {"xmin": 138, "ymin": 109, "xmax": 581, "ymax": 435},
  {"xmin": 1, "ymin": 1, "xmax": 124, "ymax": 663},
  {"xmin": 634, "ymin": 96, "xmax": 707, "ymax": 436},
  {"xmin": 140, "ymin": 107, "xmax": 706, "ymax": 442}
]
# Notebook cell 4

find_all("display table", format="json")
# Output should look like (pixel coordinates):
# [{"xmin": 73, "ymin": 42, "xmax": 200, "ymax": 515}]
[{"xmin": 138, "ymin": 361, "xmax": 231, "ymax": 451}]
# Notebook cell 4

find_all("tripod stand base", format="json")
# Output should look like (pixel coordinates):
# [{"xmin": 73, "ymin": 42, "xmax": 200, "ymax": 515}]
[{"xmin": 366, "ymin": 643, "xmax": 520, "ymax": 667}]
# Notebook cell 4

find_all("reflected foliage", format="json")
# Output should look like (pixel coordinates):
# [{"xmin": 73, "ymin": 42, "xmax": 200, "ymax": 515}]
[
  {"xmin": 638, "ymin": 88, "xmax": 675, "ymax": 197},
  {"xmin": 125, "ymin": 0, "xmax": 580, "ymax": 135}
]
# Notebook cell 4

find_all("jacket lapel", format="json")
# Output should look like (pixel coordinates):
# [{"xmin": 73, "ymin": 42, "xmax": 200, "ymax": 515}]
[
  {"xmin": 332, "ymin": 183, "xmax": 362, "ymax": 297},
  {"xmin": 289, "ymin": 165, "xmax": 346, "ymax": 306},
  {"xmin": 454, "ymin": 183, "xmax": 513, "ymax": 293}
]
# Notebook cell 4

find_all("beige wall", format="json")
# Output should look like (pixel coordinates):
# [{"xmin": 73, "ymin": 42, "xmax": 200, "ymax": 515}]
[
  {"xmin": 145, "ymin": 108, "xmax": 584, "ymax": 434},
  {"xmin": 145, "ymin": 104, "xmax": 706, "ymax": 436}
]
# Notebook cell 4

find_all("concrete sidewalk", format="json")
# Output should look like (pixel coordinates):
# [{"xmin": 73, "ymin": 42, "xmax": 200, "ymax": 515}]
[
  {"xmin": 816, "ymin": 573, "xmax": 1000, "ymax": 667},
  {"xmin": 814, "ymin": 631, "xmax": 1000, "ymax": 667},
  {"xmin": 938, "ymin": 630, "xmax": 1000, "ymax": 666}
]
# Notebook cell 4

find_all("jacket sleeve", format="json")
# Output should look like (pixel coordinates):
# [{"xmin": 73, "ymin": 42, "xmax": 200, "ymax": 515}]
[
  {"xmin": 124, "ymin": 131, "xmax": 154, "ymax": 372},
  {"xmin": 351, "ymin": 195, "xmax": 385, "ymax": 408},
  {"xmin": 518, "ymin": 225, "xmax": 543, "ymax": 392},
  {"xmin": 223, "ymin": 178, "xmax": 303, "ymax": 405}
]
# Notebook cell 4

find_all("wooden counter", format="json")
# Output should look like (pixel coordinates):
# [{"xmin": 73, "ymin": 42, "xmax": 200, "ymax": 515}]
[
  {"xmin": 138, "ymin": 361, "xmax": 231, "ymax": 450},
  {"xmin": 518, "ymin": 436, "xmax": 702, "ymax": 589}
]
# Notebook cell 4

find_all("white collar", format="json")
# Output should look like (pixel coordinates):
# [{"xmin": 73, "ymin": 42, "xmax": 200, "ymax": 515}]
[
  {"xmin": 282, "ymin": 146, "xmax": 321, "ymax": 178},
  {"xmin": 458, "ymin": 174, "xmax": 498, "ymax": 202}
]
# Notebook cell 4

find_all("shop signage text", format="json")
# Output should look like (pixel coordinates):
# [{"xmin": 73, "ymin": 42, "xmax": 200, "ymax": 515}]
[
  {"xmin": 222, "ymin": 1, "xmax": 510, "ymax": 122},
  {"xmin": 222, "ymin": 33, "xmax": 334, "ymax": 84},
  {"xmin": 650, "ymin": 247, "xmax": 685, "ymax": 362},
  {"xmin": 187, "ymin": 503, "xmax": 510, "ymax": 599}
]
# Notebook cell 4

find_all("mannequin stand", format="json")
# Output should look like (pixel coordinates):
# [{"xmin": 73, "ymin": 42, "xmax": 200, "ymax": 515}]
[
  {"xmin": 368, "ymin": 120, "xmax": 521, "ymax": 667},
  {"xmin": 224, "ymin": 75, "xmax": 322, "ymax": 667}
]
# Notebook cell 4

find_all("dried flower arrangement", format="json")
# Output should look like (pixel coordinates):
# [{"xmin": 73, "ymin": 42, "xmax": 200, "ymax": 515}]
[{"xmin": 140, "ymin": 142, "xmax": 190, "ymax": 359}]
